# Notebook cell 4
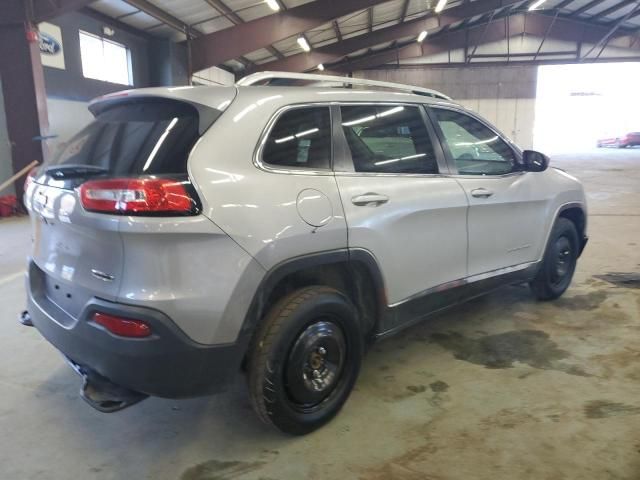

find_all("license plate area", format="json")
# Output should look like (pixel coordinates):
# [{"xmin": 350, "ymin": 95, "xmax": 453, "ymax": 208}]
[{"xmin": 44, "ymin": 273, "xmax": 85, "ymax": 319}]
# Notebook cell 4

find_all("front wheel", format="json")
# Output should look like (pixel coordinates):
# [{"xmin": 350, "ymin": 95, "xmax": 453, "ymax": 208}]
[
  {"xmin": 530, "ymin": 217, "xmax": 579, "ymax": 300},
  {"xmin": 247, "ymin": 286, "xmax": 363, "ymax": 435}
]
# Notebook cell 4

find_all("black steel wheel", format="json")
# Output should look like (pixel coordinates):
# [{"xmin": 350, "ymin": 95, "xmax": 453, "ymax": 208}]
[
  {"xmin": 530, "ymin": 217, "xmax": 579, "ymax": 300},
  {"xmin": 247, "ymin": 286, "xmax": 363, "ymax": 435},
  {"xmin": 285, "ymin": 320, "xmax": 347, "ymax": 411}
]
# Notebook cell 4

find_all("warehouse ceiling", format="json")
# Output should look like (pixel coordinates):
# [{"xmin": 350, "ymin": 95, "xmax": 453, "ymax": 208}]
[{"xmin": 81, "ymin": 0, "xmax": 640, "ymax": 72}]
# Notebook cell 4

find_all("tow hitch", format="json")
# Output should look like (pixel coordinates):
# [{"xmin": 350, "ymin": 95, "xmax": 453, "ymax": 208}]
[
  {"xmin": 20, "ymin": 310, "xmax": 147, "ymax": 412},
  {"xmin": 20, "ymin": 310, "xmax": 34, "ymax": 327},
  {"xmin": 65, "ymin": 357, "xmax": 148, "ymax": 413}
]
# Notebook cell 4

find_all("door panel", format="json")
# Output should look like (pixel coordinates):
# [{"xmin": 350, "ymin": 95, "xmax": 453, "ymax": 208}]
[
  {"xmin": 335, "ymin": 104, "xmax": 468, "ymax": 306},
  {"xmin": 455, "ymin": 175, "xmax": 549, "ymax": 275},
  {"xmin": 429, "ymin": 106, "xmax": 550, "ymax": 276},
  {"xmin": 336, "ymin": 175, "xmax": 469, "ymax": 304}
]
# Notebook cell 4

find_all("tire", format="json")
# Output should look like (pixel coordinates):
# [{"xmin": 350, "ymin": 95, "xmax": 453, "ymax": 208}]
[
  {"xmin": 530, "ymin": 217, "xmax": 579, "ymax": 301},
  {"xmin": 247, "ymin": 286, "xmax": 363, "ymax": 435}
]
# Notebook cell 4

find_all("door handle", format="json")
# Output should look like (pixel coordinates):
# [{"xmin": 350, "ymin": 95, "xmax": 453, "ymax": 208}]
[
  {"xmin": 351, "ymin": 193, "xmax": 389, "ymax": 207},
  {"xmin": 470, "ymin": 188, "xmax": 494, "ymax": 199}
]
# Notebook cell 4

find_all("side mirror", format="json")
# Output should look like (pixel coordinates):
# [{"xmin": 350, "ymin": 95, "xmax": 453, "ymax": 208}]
[{"xmin": 522, "ymin": 150, "xmax": 549, "ymax": 172}]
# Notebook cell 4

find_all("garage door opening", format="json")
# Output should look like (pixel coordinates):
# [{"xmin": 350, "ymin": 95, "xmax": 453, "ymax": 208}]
[{"xmin": 533, "ymin": 62, "xmax": 640, "ymax": 154}]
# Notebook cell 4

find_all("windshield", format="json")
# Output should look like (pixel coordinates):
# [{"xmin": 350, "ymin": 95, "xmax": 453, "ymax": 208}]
[{"xmin": 48, "ymin": 100, "xmax": 210, "ymax": 176}]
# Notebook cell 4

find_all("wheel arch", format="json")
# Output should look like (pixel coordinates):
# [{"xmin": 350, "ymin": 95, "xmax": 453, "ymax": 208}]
[
  {"xmin": 238, "ymin": 249, "xmax": 387, "ymax": 362},
  {"xmin": 557, "ymin": 203, "xmax": 588, "ymax": 256}
]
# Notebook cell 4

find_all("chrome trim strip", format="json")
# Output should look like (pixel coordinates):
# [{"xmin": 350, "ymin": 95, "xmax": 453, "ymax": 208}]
[
  {"xmin": 254, "ymin": 101, "xmax": 444, "ymax": 177},
  {"xmin": 387, "ymin": 261, "xmax": 538, "ymax": 308},
  {"xmin": 386, "ymin": 201, "xmax": 586, "ymax": 308},
  {"xmin": 91, "ymin": 269, "xmax": 114, "ymax": 282},
  {"xmin": 335, "ymin": 172, "xmax": 447, "ymax": 178}
]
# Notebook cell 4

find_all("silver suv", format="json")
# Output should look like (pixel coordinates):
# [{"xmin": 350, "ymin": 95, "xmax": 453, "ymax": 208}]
[{"xmin": 22, "ymin": 72, "xmax": 588, "ymax": 435}]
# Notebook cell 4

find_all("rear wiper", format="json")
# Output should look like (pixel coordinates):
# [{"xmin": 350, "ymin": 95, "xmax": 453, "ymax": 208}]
[{"xmin": 45, "ymin": 165, "xmax": 108, "ymax": 179}]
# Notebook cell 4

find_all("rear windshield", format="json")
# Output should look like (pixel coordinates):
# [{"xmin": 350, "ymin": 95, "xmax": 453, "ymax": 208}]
[{"xmin": 48, "ymin": 100, "xmax": 206, "ymax": 175}]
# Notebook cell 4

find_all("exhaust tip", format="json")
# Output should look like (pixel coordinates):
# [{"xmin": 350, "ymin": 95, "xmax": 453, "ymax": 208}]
[{"xmin": 19, "ymin": 311, "xmax": 34, "ymax": 327}]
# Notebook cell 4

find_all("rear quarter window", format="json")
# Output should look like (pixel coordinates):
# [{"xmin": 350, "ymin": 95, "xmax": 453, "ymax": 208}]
[{"xmin": 262, "ymin": 107, "xmax": 332, "ymax": 170}]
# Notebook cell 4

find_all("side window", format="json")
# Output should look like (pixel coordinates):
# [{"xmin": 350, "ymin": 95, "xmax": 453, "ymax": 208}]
[
  {"xmin": 432, "ymin": 108, "xmax": 517, "ymax": 175},
  {"xmin": 262, "ymin": 107, "xmax": 331, "ymax": 169},
  {"xmin": 340, "ymin": 105, "xmax": 438, "ymax": 174}
]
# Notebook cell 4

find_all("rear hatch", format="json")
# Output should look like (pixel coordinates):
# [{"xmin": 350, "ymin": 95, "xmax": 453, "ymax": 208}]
[{"xmin": 26, "ymin": 90, "xmax": 235, "ymax": 319}]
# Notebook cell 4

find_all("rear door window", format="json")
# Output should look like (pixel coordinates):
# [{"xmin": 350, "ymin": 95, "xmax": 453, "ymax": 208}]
[
  {"xmin": 340, "ymin": 105, "xmax": 438, "ymax": 174},
  {"xmin": 262, "ymin": 107, "xmax": 332, "ymax": 170},
  {"xmin": 48, "ymin": 100, "xmax": 203, "ymax": 176}
]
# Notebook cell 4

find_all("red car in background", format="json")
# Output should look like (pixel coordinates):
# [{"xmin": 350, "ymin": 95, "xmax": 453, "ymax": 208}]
[{"xmin": 597, "ymin": 132, "xmax": 640, "ymax": 148}]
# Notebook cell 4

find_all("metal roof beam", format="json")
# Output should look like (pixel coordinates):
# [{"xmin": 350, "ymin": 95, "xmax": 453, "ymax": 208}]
[
  {"xmin": 333, "ymin": 20, "xmax": 343, "ymax": 42},
  {"xmin": 123, "ymin": 0, "xmax": 256, "ymax": 69},
  {"xmin": 124, "ymin": 0, "xmax": 196, "ymax": 37},
  {"xmin": 190, "ymin": 0, "xmax": 390, "ymax": 71},
  {"xmin": 252, "ymin": 0, "xmax": 523, "ymax": 73},
  {"xmin": 30, "ymin": 0, "xmax": 97, "ymax": 23},
  {"xmin": 203, "ymin": 0, "xmax": 283, "ymax": 62},
  {"xmin": 571, "ymin": 0, "xmax": 606, "ymax": 16},
  {"xmin": 467, "ymin": 9, "xmax": 499, "ymax": 63},
  {"xmin": 331, "ymin": 12, "xmax": 640, "ymax": 71},
  {"xmin": 400, "ymin": 0, "xmax": 411, "ymax": 22},
  {"xmin": 203, "ymin": 0, "xmax": 243, "ymax": 23},
  {"xmin": 533, "ymin": 10, "xmax": 560, "ymax": 60},
  {"xmin": 590, "ymin": 0, "xmax": 637, "ymax": 20},
  {"xmin": 81, "ymin": 6, "xmax": 154, "ymax": 39},
  {"xmin": 554, "ymin": 0, "xmax": 579, "ymax": 10},
  {"xmin": 582, "ymin": 2, "xmax": 640, "ymax": 58}
]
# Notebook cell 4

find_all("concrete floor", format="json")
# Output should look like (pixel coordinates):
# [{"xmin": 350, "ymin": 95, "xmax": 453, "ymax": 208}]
[{"xmin": 1, "ymin": 149, "xmax": 639, "ymax": 480}]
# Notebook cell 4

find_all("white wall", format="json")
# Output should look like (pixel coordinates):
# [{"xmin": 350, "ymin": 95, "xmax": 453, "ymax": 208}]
[
  {"xmin": 192, "ymin": 66, "xmax": 235, "ymax": 86},
  {"xmin": 45, "ymin": 97, "xmax": 93, "ymax": 156},
  {"xmin": 0, "ymin": 94, "xmax": 92, "ymax": 195},
  {"xmin": 355, "ymin": 65, "xmax": 537, "ymax": 149}
]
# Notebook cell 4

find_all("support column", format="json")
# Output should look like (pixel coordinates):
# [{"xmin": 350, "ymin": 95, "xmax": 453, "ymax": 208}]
[{"xmin": 0, "ymin": 0, "xmax": 49, "ymax": 201}]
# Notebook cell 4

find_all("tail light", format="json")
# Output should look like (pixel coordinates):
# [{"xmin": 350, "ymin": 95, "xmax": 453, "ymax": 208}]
[
  {"xmin": 93, "ymin": 312, "xmax": 152, "ymax": 338},
  {"xmin": 79, "ymin": 178, "xmax": 196, "ymax": 215}
]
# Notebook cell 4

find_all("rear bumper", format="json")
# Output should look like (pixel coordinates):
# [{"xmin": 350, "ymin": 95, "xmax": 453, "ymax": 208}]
[{"xmin": 26, "ymin": 260, "xmax": 245, "ymax": 398}]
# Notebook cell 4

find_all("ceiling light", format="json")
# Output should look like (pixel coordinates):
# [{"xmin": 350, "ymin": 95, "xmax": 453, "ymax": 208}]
[
  {"xmin": 435, "ymin": 0, "xmax": 447, "ymax": 13},
  {"xmin": 417, "ymin": 30, "xmax": 428, "ymax": 42},
  {"xmin": 297, "ymin": 36, "xmax": 311, "ymax": 52},
  {"xmin": 265, "ymin": 0, "xmax": 280, "ymax": 11},
  {"xmin": 528, "ymin": 0, "xmax": 547, "ymax": 10},
  {"xmin": 318, "ymin": 63, "xmax": 325, "ymax": 71}
]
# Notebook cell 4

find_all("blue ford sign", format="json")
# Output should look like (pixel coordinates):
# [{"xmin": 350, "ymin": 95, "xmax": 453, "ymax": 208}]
[{"xmin": 39, "ymin": 32, "xmax": 61, "ymax": 55}]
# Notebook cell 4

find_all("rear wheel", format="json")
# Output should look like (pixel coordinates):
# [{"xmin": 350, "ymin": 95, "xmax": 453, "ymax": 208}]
[
  {"xmin": 530, "ymin": 217, "xmax": 579, "ymax": 300},
  {"xmin": 247, "ymin": 286, "xmax": 363, "ymax": 435}
]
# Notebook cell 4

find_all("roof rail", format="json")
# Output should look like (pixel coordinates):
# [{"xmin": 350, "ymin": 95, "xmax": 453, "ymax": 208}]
[{"xmin": 236, "ymin": 71, "xmax": 452, "ymax": 101}]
